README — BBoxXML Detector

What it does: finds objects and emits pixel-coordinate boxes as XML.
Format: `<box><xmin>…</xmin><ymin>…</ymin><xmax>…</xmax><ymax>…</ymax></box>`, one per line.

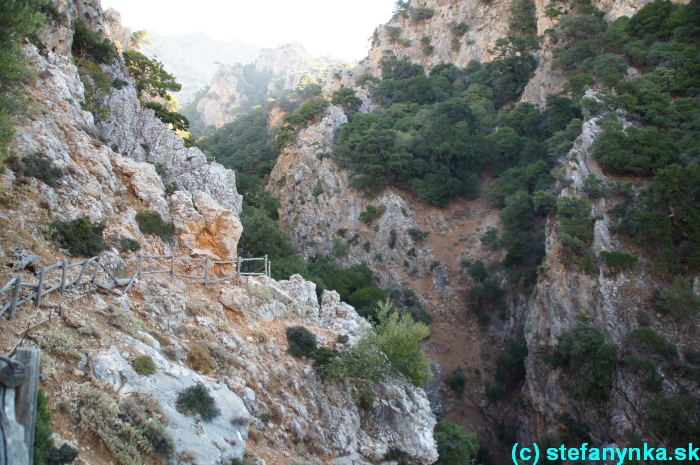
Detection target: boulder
<box><xmin>170</xmin><ymin>190</ymin><xmax>242</xmax><ymax>261</ymax></box>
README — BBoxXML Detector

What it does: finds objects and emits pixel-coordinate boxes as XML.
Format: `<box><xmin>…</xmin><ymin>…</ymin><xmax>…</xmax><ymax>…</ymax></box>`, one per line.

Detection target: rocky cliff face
<box><xmin>197</xmin><ymin>43</ymin><xmax>342</xmax><ymax>129</ymax></box>
<box><xmin>267</xmin><ymin>106</ymin><xmax>435</xmax><ymax>288</ymax></box>
<box><xmin>255</xmin><ymin>42</ymin><xmax>337</xmax><ymax>91</ymax></box>
<box><xmin>3</xmin><ymin>3</ymin><xmax>440</xmax><ymax>463</ymax></box>
<box><xmin>326</xmin><ymin>0</ymin><xmax>666</xmax><ymax>107</ymax></box>
<box><xmin>521</xmin><ymin>101</ymin><xmax>700</xmax><ymax>445</ymax></box>
<box><xmin>196</xmin><ymin>63</ymin><xmax>250</xmax><ymax>128</ymax></box>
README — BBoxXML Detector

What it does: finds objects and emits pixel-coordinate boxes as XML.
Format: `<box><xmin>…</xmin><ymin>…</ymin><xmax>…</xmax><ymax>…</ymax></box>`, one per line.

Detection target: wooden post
<box><xmin>9</xmin><ymin>276</ymin><xmax>21</xmax><ymax>321</ymax></box>
<box><xmin>35</xmin><ymin>267</ymin><xmax>46</xmax><ymax>308</ymax></box>
<box><xmin>91</xmin><ymin>256</ymin><xmax>101</xmax><ymax>284</ymax></box>
<box><xmin>264</xmin><ymin>255</ymin><xmax>268</xmax><ymax>279</ymax></box>
<box><xmin>236</xmin><ymin>256</ymin><xmax>241</xmax><ymax>287</ymax></box>
<box><xmin>74</xmin><ymin>258</ymin><xmax>89</xmax><ymax>289</ymax></box>
<box><xmin>268</xmin><ymin>261</ymin><xmax>271</xmax><ymax>278</ymax></box>
<box><xmin>60</xmin><ymin>259</ymin><xmax>68</xmax><ymax>296</ymax></box>
<box><xmin>171</xmin><ymin>255</ymin><xmax>175</xmax><ymax>281</ymax></box>
<box><xmin>14</xmin><ymin>348</ymin><xmax>40</xmax><ymax>465</ymax></box>
<box><xmin>204</xmin><ymin>258</ymin><xmax>209</xmax><ymax>289</ymax></box>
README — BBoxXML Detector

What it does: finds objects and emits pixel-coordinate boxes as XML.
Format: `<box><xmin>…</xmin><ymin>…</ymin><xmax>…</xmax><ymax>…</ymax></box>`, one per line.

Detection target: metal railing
<box><xmin>0</xmin><ymin>253</ymin><xmax>271</xmax><ymax>320</ymax></box>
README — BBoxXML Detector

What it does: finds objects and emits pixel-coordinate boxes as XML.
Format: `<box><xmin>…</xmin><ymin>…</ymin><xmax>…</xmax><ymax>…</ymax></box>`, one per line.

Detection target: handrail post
<box><xmin>204</xmin><ymin>257</ymin><xmax>209</xmax><ymax>289</ymax></box>
<box><xmin>171</xmin><ymin>255</ymin><xmax>175</xmax><ymax>280</ymax></box>
<box><xmin>268</xmin><ymin>261</ymin><xmax>271</xmax><ymax>278</ymax></box>
<box><xmin>74</xmin><ymin>258</ymin><xmax>89</xmax><ymax>289</ymax></box>
<box><xmin>236</xmin><ymin>256</ymin><xmax>241</xmax><ymax>287</ymax></box>
<box><xmin>91</xmin><ymin>255</ymin><xmax>101</xmax><ymax>284</ymax></box>
<box><xmin>10</xmin><ymin>276</ymin><xmax>21</xmax><ymax>320</ymax></box>
<box><xmin>60</xmin><ymin>259</ymin><xmax>68</xmax><ymax>296</ymax></box>
<box><xmin>36</xmin><ymin>266</ymin><xmax>46</xmax><ymax>308</ymax></box>
<box><xmin>138</xmin><ymin>254</ymin><xmax>143</xmax><ymax>278</ymax></box>
<box><xmin>264</xmin><ymin>255</ymin><xmax>268</xmax><ymax>279</ymax></box>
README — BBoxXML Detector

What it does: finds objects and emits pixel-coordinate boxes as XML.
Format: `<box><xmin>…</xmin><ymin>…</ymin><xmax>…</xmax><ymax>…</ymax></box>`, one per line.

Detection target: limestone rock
<box><xmin>267</xmin><ymin>106</ymin><xmax>434</xmax><ymax>287</ymax></box>
<box><xmin>196</xmin><ymin>63</ymin><xmax>248</xmax><ymax>128</ymax></box>
<box><xmin>91</xmin><ymin>339</ymin><xmax>250</xmax><ymax>463</ymax></box>
<box><xmin>219</xmin><ymin>287</ymin><xmax>250</xmax><ymax>312</ymax></box>
<box><xmin>170</xmin><ymin>191</ymin><xmax>242</xmax><ymax>260</ymax></box>
<box><xmin>113</xmin><ymin>156</ymin><xmax>170</xmax><ymax>221</ymax></box>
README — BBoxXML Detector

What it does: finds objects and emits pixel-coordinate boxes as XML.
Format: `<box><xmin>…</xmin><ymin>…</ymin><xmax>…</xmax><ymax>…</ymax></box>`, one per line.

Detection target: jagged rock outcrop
<box><xmin>170</xmin><ymin>190</ymin><xmax>243</xmax><ymax>260</ymax></box>
<box><xmin>255</xmin><ymin>42</ymin><xmax>335</xmax><ymax>90</ymax></box>
<box><xmin>197</xmin><ymin>43</ymin><xmax>341</xmax><ymax>129</ymax></box>
<box><xmin>97</xmin><ymin>65</ymin><xmax>243</xmax><ymax>215</ymax></box>
<box><xmin>267</xmin><ymin>106</ymin><xmax>434</xmax><ymax>287</ymax></box>
<box><xmin>196</xmin><ymin>63</ymin><xmax>249</xmax><ymax>128</ymax></box>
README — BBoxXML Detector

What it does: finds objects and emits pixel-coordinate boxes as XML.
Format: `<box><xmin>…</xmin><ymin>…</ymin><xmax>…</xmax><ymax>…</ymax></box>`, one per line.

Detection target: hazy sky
<box><xmin>101</xmin><ymin>0</ymin><xmax>397</xmax><ymax>60</ymax></box>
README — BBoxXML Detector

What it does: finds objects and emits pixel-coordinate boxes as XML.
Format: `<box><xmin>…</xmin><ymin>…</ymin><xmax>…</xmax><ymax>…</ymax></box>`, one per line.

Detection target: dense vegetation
<box><xmin>546</xmin><ymin>321</ymin><xmax>619</xmax><ymax>403</ymax></box>
<box><xmin>0</xmin><ymin>0</ymin><xmax>56</xmax><ymax>158</ymax></box>
<box><xmin>549</xmin><ymin>0</ymin><xmax>700</xmax><ymax>272</ymax></box>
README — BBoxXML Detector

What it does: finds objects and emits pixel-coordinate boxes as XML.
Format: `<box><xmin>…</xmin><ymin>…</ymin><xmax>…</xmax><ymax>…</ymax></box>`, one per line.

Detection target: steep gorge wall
<box><xmin>267</xmin><ymin>106</ymin><xmax>435</xmax><ymax>288</ymax></box>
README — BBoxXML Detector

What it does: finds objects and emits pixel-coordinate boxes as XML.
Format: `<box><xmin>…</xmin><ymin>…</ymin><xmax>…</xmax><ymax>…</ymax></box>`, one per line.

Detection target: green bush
<box><xmin>684</xmin><ymin>350</ymin><xmax>700</xmax><ymax>365</ymax></box>
<box><xmin>411</xmin><ymin>6</ymin><xmax>436</xmax><ymax>23</ymax></box>
<box><xmin>143</xmin><ymin>102</ymin><xmax>189</xmax><ymax>131</ymax></box>
<box><xmin>119</xmin><ymin>238</ymin><xmax>141</xmax><ymax>252</ymax></box>
<box><xmin>75</xmin><ymin>57</ymin><xmax>111</xmax><ymax>123</ymax></box>
<box><xmin>373</xmin><ymin>300</ymin><xmax>432</xmax><ymax>387</ymax></box>
<box><xmin>480</xmin><ymin>228</ymin><xmax>500</xmax><ymax>248</ymax></box>
<box><xmin>433</xmin><ymin>421</ymin><xmax>479</xmax><ymax>465</ymax></box>
<box><xmin>407</xmin><ymin>228</ymin><xmax>429</xmax><ymax>242</ymax></box>
<box><xmin>14</xmin><ymin>153</ymin><xmax>64</xmax><ymax>187</ymax></box>
<box><xmin>487</xmin><ymin>331</ymin><xmax>528</xmax><ymax>400</ymax></box>
<box><xmin>484</xmin><ymin>382</ymin><xmax>506</xmax><ymax>401</ymax></box>
<box><xmin>132</xmin><ymin>355</ymin><xmax>157</xmax><ymax>376</ymax></box>
<box><xmin>359</xmin><ymin>205</ymin><xmax>381</xmax><ymax>224</ymax></box>
<box><xmin>332</xmin><ymin>237</ymin><xmax>349</xmax><ymax>257</ymax></box>
<box><xmin>452</xmin><ymin>21</ymin><xmax>469</xmax><ymax>36</ymax></box>
<box><xmin>139</xmin><ymin>420</ymin><xmax>175</xmax><ymax>459</ymax></box>
<box><xmin>286</xmin><ymin>326</ymin><xmax>318</xmax><ymax>357</ymax></box>
<box><xmin>637</xmin><ymin>311</ymin><xmax>652</xmax><ymax>327</ymax></box>
<box><xmin>644</xmin><ymin>394</ymin><xmax>700</xmax><ymax>447</ymax></box>
<box><xmin>468</xmin><ymin>280</ymin><xmax>504</xmax><ymax>325</ymax></box>
<box><xmin>35</xmin><ymin>389</ymin><xmax>79</xmax><ymax>465</ymax></box>
<box><xmin>72</xmin><ymin>19</ymin><xmax>117</xmax><ymax>64</ymax></box>
<box><xmin>547</xmin><ymin>323</ymin><xmax>618</xmax><ymax>402</ymax></box>
<box><xmin>176</xmin><ymin>383</ymin><xmax>220</xmax><ymax>422</ymax></box>
<box><xmin>0</xmin><ymin>0</ymin><xmax>48</xmax><ymax>156</ymax></box>
<box><xmin>600</xmin><ymin>251</ymin><xmax>638</xmax><ymax>273</ymax></box>
<box><xmin>135</xmin><ymin>210</ymin><xmax>173</xmax><ymax>238</ymax></box>
<box><xmin>331</xmin><ymin>87</ymin><xmax>363</xmax><ymax>116</ymax></box>
<box><xmin>582</xmin><ymin>174</ymin><xmax>607</xmax><ymax>197</ymax></box>
<box><xmin>446</xmin><ymin>367</ymin><xmax>466</xmax><ymax>391</ymax></box>
<box><xmin>384</xmin><ymin>448</ymin><xmax>416</xmax><ymax>465</ymax></box>
<box><xmin>630</xmin><ymin>328</ymin><xmax>667</xmax><ymax>352</ymax></box>
<box><xmin>295</xmin><ymin>97</ymin><xmax>330</xmax><ymax>122</ymax></box>
<box><xmin>655</xmin><ymin>277</ymin><xmax>700</xmax><ymax>318</ymax></box>
<box><xmin>49</xmin><ymin>217</ymin><xmax>107</xmax><ymax>257</ymax></box>
<box><xmin>47</xmin><ymin>445</ymin><xmax>79</xmax><ymax>465</ymax></box>
<box><xmin>556</xmin><ymin>197</ymin><xmax>593</xmax><ymax>258</ymax></box>
<box><xmin>469</xmin><ymin>260</ymin><xmax>489</xmax><ymax>281</ymax></box>
<box><xmin>123</xmin><ymin>50</ymin><xmax>181</xmax><ymax>99</ymax></box>
<box><xmin>349</xmin><ymin>287</ymin><xmax>386</xmax><ymax>319</ymax></box>
<box><xmin>34</xmin><ymin>388</ymin><xmax>54</xmax><ymax>465</ymax></box>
